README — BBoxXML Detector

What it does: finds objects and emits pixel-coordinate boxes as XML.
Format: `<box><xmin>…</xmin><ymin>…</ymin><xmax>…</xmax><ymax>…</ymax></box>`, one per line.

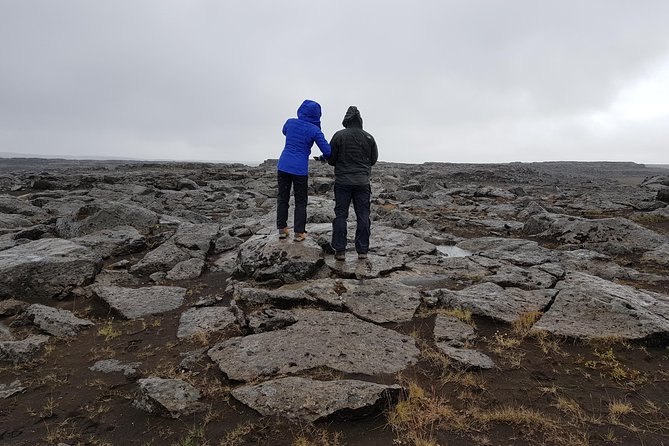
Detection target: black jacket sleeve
<box><xmin>327</xmin><ymin>134</ymin><xmax>339</xmax><ymax>166</ymax></box>
<box><xmin>370</xmin><ymin>136</ymin><xmax>378</xmax><ymax>166</ymax></box>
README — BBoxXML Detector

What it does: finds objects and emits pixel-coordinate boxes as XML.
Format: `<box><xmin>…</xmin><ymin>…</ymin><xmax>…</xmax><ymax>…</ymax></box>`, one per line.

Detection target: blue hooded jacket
<box><xmin>277</xmin><ymin>100</ymin><xmax>331</xmax><ymax>176</ymax></box>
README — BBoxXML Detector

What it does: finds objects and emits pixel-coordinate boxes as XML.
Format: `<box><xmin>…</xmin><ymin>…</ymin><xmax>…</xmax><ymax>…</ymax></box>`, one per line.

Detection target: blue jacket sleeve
<box><xmin>313</xmin><ymin>129</ymin><xmax>331</xmax><ymax>158</ymax></box>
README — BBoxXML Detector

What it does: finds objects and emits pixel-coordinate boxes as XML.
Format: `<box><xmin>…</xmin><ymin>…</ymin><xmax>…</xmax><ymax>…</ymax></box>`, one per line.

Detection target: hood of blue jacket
<box><xmin>297</xmin><ymin>100</ymin><xmax>322</xmax><ymax>128</ymax></box>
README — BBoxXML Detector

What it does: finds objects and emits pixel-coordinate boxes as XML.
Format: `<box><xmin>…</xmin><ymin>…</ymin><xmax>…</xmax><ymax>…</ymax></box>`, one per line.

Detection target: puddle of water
<box><xmin>437</xmin><ymin>245</ymin><xmax>472</xmax><ymax>257</ymax></box>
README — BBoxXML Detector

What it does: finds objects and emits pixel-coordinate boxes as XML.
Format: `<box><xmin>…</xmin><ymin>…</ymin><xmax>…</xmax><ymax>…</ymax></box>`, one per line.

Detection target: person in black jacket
<box><xmin>327</xmin><ymin>106</ymin><xmax>378</xmax><ymax>260</ymax></box>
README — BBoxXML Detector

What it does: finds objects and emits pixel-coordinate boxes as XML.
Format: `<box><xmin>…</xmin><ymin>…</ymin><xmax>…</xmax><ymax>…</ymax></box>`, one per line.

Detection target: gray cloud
<box><xmin>1</xmin><ymin>0</ymin><xmax>668</xmax><ymax>163</ymax></box>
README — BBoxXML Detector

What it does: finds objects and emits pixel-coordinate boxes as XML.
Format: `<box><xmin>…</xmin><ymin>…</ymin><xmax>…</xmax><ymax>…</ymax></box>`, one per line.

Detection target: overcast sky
<box><xmin>1</xmin><ymin>1</ymin><xmax>669</xmax><ymax>164</ymax></box>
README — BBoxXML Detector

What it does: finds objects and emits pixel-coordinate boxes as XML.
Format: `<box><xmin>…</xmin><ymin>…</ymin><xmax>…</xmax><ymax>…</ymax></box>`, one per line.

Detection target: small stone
<box><xmin>133</xmin><ymin>377</ymin><xmax>204</xmax><ymax>419</ymax></box>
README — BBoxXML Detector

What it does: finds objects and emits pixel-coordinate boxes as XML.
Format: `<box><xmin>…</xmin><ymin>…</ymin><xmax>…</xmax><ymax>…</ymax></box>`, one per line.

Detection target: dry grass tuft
<box><xmin>608</xmin><ymin>400</ymin><xmax>634</xmax><ymax>422</ymax></box>
<box><xmin>512</xmin><ymin>311</ymin><xmax>543</xmax><ymax>337</ymax></box>
<box><xmin>97</xmin><ymin>321</ymin><xmax>121</xmax><ymax>341</ymax></box>
<box><xmin>388</xmin><ymin>380</ymin><xmax>469</xmax><ymax>445</ymax></box>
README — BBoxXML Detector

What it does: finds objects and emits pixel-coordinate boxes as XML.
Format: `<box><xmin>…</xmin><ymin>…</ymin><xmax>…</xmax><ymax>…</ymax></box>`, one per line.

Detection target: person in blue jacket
<box><xmin>276</xmin><ymin>99</ymin><xmax>331</xmax><ymax>241</ymax></box>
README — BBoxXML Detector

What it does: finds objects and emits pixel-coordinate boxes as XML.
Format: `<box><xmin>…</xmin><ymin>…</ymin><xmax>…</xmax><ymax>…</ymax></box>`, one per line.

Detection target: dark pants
<box><xmin>276</xmin><ymin>170</ymin><xmax>308</xmax><ymax>233</ymax></box>
<box><xmin>332</xmin><ymin>183</ymin><xmax>371</xmax><ymax>254</ymax></box>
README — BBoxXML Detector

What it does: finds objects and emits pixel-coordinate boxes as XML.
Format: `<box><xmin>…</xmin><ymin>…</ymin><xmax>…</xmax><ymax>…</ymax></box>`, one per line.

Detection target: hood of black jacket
<box><xmin>342</xmin><ymin>106</ymin><xmax>363</xmax><ymax>129</ymax></box>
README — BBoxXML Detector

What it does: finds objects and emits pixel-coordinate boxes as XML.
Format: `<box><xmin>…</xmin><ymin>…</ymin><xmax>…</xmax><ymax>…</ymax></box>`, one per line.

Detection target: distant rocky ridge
<box><xmin>1</xmin><ymin>157</ymin><xmax>668</xmax><ymax>425</ymax></box>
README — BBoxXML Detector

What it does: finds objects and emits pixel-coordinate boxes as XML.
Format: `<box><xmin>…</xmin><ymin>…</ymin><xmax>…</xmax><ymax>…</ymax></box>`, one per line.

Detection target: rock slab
<box><xmin>231</xmin><ymin>376</ymin><xmax>402</xmax><ymax>422</ymax></box>
<box><xmin>133</xmin><ymin>377</ymin><xmax>204</xmax><ymax>418</ymax></box>
<box><xmin>26</xmin><ymin>304</ymin><xmax>94</xmax><ymax>337</ymax></box>
<box><xmin>534</xmin><ymin>272</ymin><xmax>669</xmax><ymax>342</ymax></box>
<box><xmin>94</xmin><ymin>285</ymin><xmax>186</xmax><ymax>319</ymax></box>
<box><xmin>0</xmin><ymin>239</ymin><xmax>101</xmax><ymax>299</ymax></box>
<box><xmin>208</xmin><ymin>309</ymin><xmax>420</xmax><ymax>381</ymax></box>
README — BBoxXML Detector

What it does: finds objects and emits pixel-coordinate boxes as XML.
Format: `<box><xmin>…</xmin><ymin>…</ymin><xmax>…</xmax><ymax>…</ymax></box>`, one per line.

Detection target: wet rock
<box><xmin>0</xmin><ymin>335</ymin><xmax>50</xmax><ymax>364</ymax></box>
<box><xmin>0</xmin><ymin>239</ymin><xmax>101</xmax><ymax>299</ymax></box>
<box><xmin>533</xmin><ymin>272</ymin><xmax>669</xmax><ymax>342</ymax></box>
<box><xmin>94</xmin><ymin>285</ymin><xmax>186</xmax><ymax>319</ymax></box>
<box><xmin>0</xmin><ymin>380</ymin><xmax>26</xmax><ymax>398</ymax></box>
<box><xmin>71</xmin><ymin>226</ymin><xmax>145</xmax><ymax>259</ymax></box>
<box><xmin>26</xmin><ymin>304</ymin><xmax>94</xmax><ymax>337</ymax></box>
<box><xmin>523</xmin><ymin>213</ymin><xmax>666</xmax><ymax>255</ymax></box>
<box><xmin>208</xmin><ymin>309</ymin><xmax>420</xmax><ymax>381</ymax></box>
<box><xmin>236</xmin><ymin>234</ymin><xmax>324</xmax><ymax>283</ymax></box>
<box><xmin>56</xmin><ymin>201</ymin><xmax>159</xmax><ymax>238</ymax></box>
<box><xmin>231</xmin><ymin>377</ymin><xmax>402</xmax><ymax>422</ymax></box>
<box><xmin>90</xmin><ymin>359</ymin><xmax>141</xmax><ymax>378</ymax></box>
<box><xmin>133</xmin><ymin>377</ymin><xmax>204</xmax><ymax>418</ymax></box>
<box><xmin>0</xmin><ymin>299</ymin><xmax>29</xmax><ymax>316</ymax></box>
<box><xmin>176</xmin><ymin>306</ymin><xmax>237</xmax><ymax>338</ymax></box>
<box><xmin>428</xmin><ymin>283</ymin><xmax>557</xmax><ymax>324</ymax></box>
<box><xmin>436</xmin><ymin>344</ymin><xmax>495</xmax><ymax>370</ymax></box>
<box><xmin>165</xmin><ymin>258</ymin><xmax>205</xmax><ymax>281</ymax></box>
<box><xmin>433</xmin><ymin>315</ymin><xmax>476</xmax><ymax>347</ymax></box>
<box><xmin>247</xmin><ymin>309</ymin><xmax>298</xmax><ymax>333</ymax></box>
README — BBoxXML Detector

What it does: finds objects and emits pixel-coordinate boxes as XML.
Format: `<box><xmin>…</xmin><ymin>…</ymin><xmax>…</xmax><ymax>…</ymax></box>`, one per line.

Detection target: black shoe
<box><xmin>322</xmin><ymin>243</ymin><xmax>336</xmax><ymax>255</ymax></box>
<box><xmin>335</xmin><ymin>251</ymin><xmax>346</xmax><ymax>261</ymax></box>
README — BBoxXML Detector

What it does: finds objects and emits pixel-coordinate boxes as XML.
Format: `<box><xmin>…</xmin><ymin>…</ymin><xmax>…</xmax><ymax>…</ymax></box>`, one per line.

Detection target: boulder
<box><xmin>208</xmin><ymin>309</ymin><xmax>420</xmax><ymax>381</ymax></box>
<box><xmin>0</xmin><ymin>239</ymin><xmax>101</xmax><ymax>299</ymax></box>
<box><xmin>428</xmin><ymin>283</ymin><xmax>557</xmax><ymax>324</ymax></box>
<box><xmin>0</xmin><ymin>196</ymin><xmax>48</xmax><ymax>220</ymax></box>
<box><xmin>56</xmin><ymin>201</ymin><xmax>159</xmax><ymax>238</ymax></box>
<box><xmin>0</xmin><ymin>213</ymin><xmax>33</xmax><ymax>231</ymax></box>
<box><xmin>533</xmin><ymin>272</ymin><xmax>669</xmax><ymax>342</ymax></box>
<box><xmin>130</xmin><ymin>241</ymin><xmax>192</xmax><ymax>275</ymax></box>
<box><xmin>165</xmin><ymin>258</ymin><xmax>205</xmax><ymax>281</ymax></box>
<box><xmin>0</xmin><ymin>335</ymin><xmax>49</xmax><ymax>364</ymax></box>
<box><xmin>94</xmin><ymin>285</ymin><xmax>186</xmax><ymax>319</ymax></box>
<box><xmin>26</xmin><ymin>304</ymin><xmax>94</xmax><ymax>337</ymax></box>
<box><xmin>132</xmin><ymin>377</ymin><xmax>204</xmax><ymax>418</ymax></box>
<box><xmin>523</xmin><ymin>213</ymin><xmax>666</xmax><ymax>255</ymax></box>
<box><xmin>176</xmin><ymin>306</ymin><xmax>237</xmax><ymax>338</ymax></box>
<box><xmin>231</xmin><ymin>377</ymin><xmax>402</xmax><ymax>422</ymax></box>
<box><xmin>236</xmin><ymin>234</ymin><xmax>324</xmax><ymax>283</ymax></box>
<box><xmin>173</xmin><ymin>223</ymin><xmax>219</xmax><ymax>256</ymax></box>
<box><xmin>71</xmin><ymin>226</ymin><xmax>145</xmax><ymax>259</ymax></box>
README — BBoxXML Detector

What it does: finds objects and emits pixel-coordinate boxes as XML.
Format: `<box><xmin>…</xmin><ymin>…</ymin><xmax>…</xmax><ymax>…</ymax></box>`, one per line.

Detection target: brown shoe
<box><xmin>278</xmin><ymin>228</ymin><xmax>290</xmax><ymax>239</ymax></box>
<box><xmin>293</xmin><ymin>232</ymin><xmax>306</xmax><ymax>242</ymax></box>
<box><xmin>335</xmin><ymin>251</ymin><xmax>346</xmax><ymax>261</ymax></box>
<box><xmin>357</xmin><ymin>252</ymin><xmax>368</xmax><ymax>260</ymax></box>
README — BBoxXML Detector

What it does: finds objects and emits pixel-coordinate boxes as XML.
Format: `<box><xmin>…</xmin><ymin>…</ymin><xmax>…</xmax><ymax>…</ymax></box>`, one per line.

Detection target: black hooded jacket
<box><xmin>327</xmin><ymin>106</ymin><xmax>378</xmax><ymax>186</ymax></box>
